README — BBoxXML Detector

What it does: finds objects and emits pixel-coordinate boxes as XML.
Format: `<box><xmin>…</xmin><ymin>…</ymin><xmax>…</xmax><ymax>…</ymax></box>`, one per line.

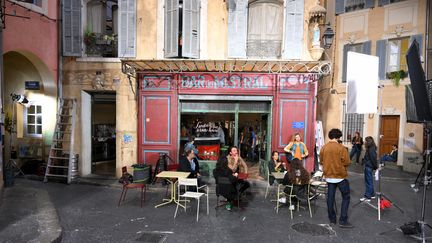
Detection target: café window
<box><xmin>25</xmin><ymin>105</ymin><xmax>43</xmax><ymax>137</ymax></box>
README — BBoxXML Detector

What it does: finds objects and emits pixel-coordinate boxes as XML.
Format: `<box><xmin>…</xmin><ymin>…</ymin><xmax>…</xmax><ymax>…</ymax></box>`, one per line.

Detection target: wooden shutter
<box><xmin>378</xmin><ymin>0</ymin><xmax>390</xmax><ymax>6</ymax></box>
<box><xmin>182</xmin><ymin>0</ymin><xmax>200</xmax><ymax>59</ymax></box>
<box><xmin>227</xmin><ymin>0</ymin><xmax>248</xmax><ymax>58</ymax></box>
<box><xmin>410</xmin><ymin>34</ymin><xmax>423</xmax><ymax>56</ymax></box>
<box><xmin>62</xmin><ymin>0</ymin><xmax>81</xmax><ymax>56</ymax></box>
<box><xmin>164</xmin><ymin>0</ymin><xmax>179</xmax><ymax>58</ymax></box>
<box><xmin>362</xmin><ymin>41</ymin><xmax>371</xmax><ymax>55</ymax></box>
<box><xmin>118</xmin><ymin>0</ymin><xmax>136</xmax><ymax>57</ymax></box>
<box><xmin>342</xmin><ymin>44</ymin><xmax>349</xmax><ymax>83</ymax></box>
<box><xmin>282</xmin><ymin>0</ymin><xmax>304</xmax><ymax>59</ymax></box>
<box><xmin>376</xmin><ymin>39</ymin><xmax>388</xmax><ymax>80</ymax></box>
<box><xmin>364</xmin><ymin>0</ymin><xmax>374</xmax><ymax>9</ymax></box>
<box><xmin>335</xmin><ymin>0</ymin><xmax>345</xmax><ymax>15</ymax></box>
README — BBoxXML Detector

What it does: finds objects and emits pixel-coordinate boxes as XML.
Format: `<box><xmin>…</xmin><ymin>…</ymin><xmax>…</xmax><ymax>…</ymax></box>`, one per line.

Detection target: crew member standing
<box><xmin>320</xmin><ymin>128</ymin><xmax>353</xmax><ymax>228</ymax></box>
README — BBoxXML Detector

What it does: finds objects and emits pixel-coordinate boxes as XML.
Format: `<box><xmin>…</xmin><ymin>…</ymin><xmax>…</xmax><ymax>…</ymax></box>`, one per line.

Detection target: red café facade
<box><xmin>121</xmin><ymin>60</ymin><xmax>328</xmax><ymax>173</ymax></box>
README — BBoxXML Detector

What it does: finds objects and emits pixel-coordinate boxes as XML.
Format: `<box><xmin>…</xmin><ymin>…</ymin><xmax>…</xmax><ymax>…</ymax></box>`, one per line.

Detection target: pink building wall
<box><xmin>3</xmin><ymin>1</ymin><xmax>59</xmax><ymax>81</ymax></box>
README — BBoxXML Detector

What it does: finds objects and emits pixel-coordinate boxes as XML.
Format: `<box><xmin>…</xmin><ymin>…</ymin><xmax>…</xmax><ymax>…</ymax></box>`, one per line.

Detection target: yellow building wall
<box><xmin>320</xmin><ymin>0</ymin><xmax>426</xmax><ymax>172</ymax></box>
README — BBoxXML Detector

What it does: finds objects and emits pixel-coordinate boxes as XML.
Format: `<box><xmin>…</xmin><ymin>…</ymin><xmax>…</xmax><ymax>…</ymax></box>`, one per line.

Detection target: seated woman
<box><xmin>268</xmin><ymin>151</ymin><xmax>286</xmax><ymax>185</ymax></box>
<box><xmin>380</xmin><ymin>144</ymin><xmax>398</xmax><ymax>164</ymax></box>
<box><xmin>280</xmin><ymin>158</ymin><xmax>310</xmax><ymax>203</ymax></box>
<box><xmin>213</xmin><ymin>156</ymin><xmax>238</xmax><ymax>211</ymax></box>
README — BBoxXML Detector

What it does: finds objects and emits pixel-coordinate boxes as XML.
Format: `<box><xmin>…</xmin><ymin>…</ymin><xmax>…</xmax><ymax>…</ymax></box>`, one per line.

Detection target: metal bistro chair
<box><xmin>174</xmin><ymin>178</ymin><xmax>209</xmax><ymax>222</ymax></box>
<box><xmin>276</xmin><ymin>183</ymin><xmax>312</xmax><ymax>219</ymax></box>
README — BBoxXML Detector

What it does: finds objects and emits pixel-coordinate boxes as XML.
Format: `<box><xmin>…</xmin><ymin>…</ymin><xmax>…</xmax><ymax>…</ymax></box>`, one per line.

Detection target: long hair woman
<box><xmin>361</xmin><ymin>136</ymin><xmax>378</xmax><ymax>202</ymax></box>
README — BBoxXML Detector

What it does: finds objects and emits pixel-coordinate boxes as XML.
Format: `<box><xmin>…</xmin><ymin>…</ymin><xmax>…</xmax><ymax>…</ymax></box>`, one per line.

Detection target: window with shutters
<box><xmin>25</xmin><ymin>105</ymin><xmax>43</xmax><ymax>138</ymax></box>
<box><xmin>336</xmin><ymin>0</ymin><xmax>374</xmax><ymax>15</ymax></box>
<box><xmin>84</xmin><ymin>0</ymin><xmax>119</xmax><ymax>57</ymax></box>
<box><xmin>12</xmin><ymin>0</ymin><xmax>46</xmax><ymax>15</ymax></box>
<box><xmin>164</xmin><ymin>0</ymin><xmax>200</xmax><ymax>59</ymax></box>
<box><xmin>246</xmin><ymin>0</ymin><xmax>283</xmax><ymax>58</ymax></box>
<box><xmin>387</xmin><ymin>37</ymin><xmax>409</xmax><ymax>72</ymax></box>
<box><xmin>342</xmin><ymin>100</ymin><xmax>364</xmax><ymax>143</ymax></box>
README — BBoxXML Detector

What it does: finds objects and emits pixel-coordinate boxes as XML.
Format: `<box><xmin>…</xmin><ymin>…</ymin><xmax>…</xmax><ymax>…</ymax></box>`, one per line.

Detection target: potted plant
<box><xmin>386</xmin><ymin>70</ymin><xmax>408</xmax><ymax>87</ymax></box>
<box><xmin>84</xmin><ymin>28</ymin><xmax>96</xmax><ymax>46</ymax></box>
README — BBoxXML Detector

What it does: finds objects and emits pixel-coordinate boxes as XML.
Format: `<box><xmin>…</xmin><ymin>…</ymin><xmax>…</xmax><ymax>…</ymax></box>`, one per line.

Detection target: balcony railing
<box><xmin>85</xmin><ymin>33</ymin><xmax>118</xmax><ymax>58</ymax></box>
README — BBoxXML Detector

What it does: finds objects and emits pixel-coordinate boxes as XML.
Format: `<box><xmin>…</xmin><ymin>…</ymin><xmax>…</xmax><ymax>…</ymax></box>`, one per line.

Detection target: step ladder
<box><xmin>44</xmin><ymin>98</ymin><xmax>77</xmax><ymax>184</ymax></box>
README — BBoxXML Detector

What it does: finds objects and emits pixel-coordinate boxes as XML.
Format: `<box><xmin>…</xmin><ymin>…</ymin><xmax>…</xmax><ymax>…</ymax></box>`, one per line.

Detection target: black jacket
<box><xmin>213</xmin><ymin>167</ymin><xmax>238</xmax><ymax>201</ymax></box>
<box><xmin>268</xmin><ymin>159</ymin><xmax>286</xmax><ymax>185</ymax></box>
<box><xmin>178</xmin><ymin>156</ymin><xmax>200</xmax><ymax>178</ymax></box>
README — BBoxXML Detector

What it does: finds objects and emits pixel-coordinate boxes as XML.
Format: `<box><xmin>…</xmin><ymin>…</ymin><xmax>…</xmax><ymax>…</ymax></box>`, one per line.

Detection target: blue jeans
<box><xmin>364</xmin><ymin>166</ymin><xmax>375</xmax><ymax>198</ymax></box>
<box><xmin>380</xmin><ymin>155</ymin><xmax>395</xmax><ymax>163</ymax></box>
<box><xmin>327</xmin><ymin>179</ymin><xmax>351</xmax><ymax>224</ymax></box>
<box><xmin>350</xmin><ymin>146</ymin><xmax>361</xmax><ymax>163</ymax></box>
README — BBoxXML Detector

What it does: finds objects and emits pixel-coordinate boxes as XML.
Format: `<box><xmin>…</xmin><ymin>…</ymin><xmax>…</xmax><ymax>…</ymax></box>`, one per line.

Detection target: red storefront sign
<box><xmin>139</xmin><ymin>72</ymin><xmax>318</xmax><ymax>172</ymax></box>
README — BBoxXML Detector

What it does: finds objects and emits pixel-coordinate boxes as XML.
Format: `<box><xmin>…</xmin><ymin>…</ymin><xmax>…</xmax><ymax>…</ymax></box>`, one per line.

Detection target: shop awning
<box><xmin>121</xmin><ymin>59</ymin><xmax>331</xmax><ymax>78</ymax></box>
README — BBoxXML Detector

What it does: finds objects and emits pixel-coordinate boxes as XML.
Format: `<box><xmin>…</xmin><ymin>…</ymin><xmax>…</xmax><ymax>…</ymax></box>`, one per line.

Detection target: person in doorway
<box><xmin>268</xmin><ymin>151</ymin><xmax>286</xmax><ymax>185</ymax></box>
<box><xmin>217</xmin><ymin>122</ymin><xmax>225</xmax><ymax>146</ymax></box>
<box><xmin>247</xmin><ymin>127</ymin><xmax>257</xmax><ymax>162</ymax></box>
<box><xmin>178</xmin><ymin>148</ymin><xmax>203</xmax><ymax>186</ymax></box>
<box><xmin>284</xmin><ymin>133</ymin><xmax>308</xmax><ymax>165</ymax></box>
<box><xmin>320</xmin><ymin>128</ymin><xmax>353</xmax><ymax>228</ymax></box>
<box><xmin>380</xmin><ymin>144</ymin><xmax>398</xmax><ymax>164</ymax></box>
<box><xmin>213</xmin><ymin>156</ymin><xmax>238</xmax><ymax>211</ymax></box>
<box><xmin>240</xmin><ymin>127</ymin><xmax>249</xmax><ymax>158</ymax></box>
<box><xmin>350</xmin><ymin>132</ymin><xmax>363</xmax><ymax>164</ymax></box>
<box><xmin>360</xmin><ymin>136</ymin><xmax>378</xmax><ymax>202</ymax></box>
<box><xmin>227</xmin><ymin>146</ymin><xmax>250</xmax><ymax>195</ymax></box>
<box><xmin>184</xmin><ymin>135</ymin><xmax>199</xmax><ymax>158</ymax></box>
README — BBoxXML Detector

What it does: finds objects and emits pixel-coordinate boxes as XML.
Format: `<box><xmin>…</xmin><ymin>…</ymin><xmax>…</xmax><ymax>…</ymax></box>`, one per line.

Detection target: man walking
<box><xmin>320</xmin><ymin>128</ymin><xmax>353</xmax><ymax>228</ymax></box>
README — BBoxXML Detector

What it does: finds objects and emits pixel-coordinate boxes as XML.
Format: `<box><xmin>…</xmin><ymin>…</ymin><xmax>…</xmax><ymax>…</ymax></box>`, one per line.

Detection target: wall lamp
<box><xmin>322</xmin><ymin>24</ymin><xmax>335</xmax><ymax>49</ymax></box>
<box><xmin>10</xmin><ymin>93</ymin><xmax>29</xmax><ymax>106</ymax></box>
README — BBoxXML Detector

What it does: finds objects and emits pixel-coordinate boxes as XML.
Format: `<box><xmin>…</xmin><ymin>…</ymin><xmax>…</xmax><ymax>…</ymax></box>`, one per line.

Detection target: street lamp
<box><xmin>322</xmin><ymin>25</ymin><xmax>335</xmax><ymax>49</ymax></box>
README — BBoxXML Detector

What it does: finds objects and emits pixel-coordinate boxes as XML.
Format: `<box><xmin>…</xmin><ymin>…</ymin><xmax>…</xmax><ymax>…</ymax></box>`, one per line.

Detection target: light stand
<box><xmin>5</xmin><ymin>100</ymin><xmax>24</xmax><ymax>177</ymax></box>
<box><xmin>353</xmin><ymin>84</ymin><xmax>403</xmax><ymax>219</ymax></box>
<box><xmin>409</xmin><ymin>125</ymin><xmax>432</xmax><ymax>242</ymax></box>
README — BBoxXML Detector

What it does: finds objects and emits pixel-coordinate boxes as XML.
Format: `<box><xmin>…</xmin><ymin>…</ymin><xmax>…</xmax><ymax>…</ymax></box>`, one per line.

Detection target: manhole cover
<box><xmin>292</xmin><ymin>222</ymin><xmax>335</xmax><ymax>236</ymax></box>
<box><xmin>136</xmin><ymin>232</ymin><xmax>167</xmax><ymax>243</ymax></box>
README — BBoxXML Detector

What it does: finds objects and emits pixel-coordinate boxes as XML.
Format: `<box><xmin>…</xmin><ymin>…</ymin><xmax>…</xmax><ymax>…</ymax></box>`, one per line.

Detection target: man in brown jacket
<box><xmin>320</xmin><ymin>128</ymin><xmax>353</xmax><ymax>228</ymax></box>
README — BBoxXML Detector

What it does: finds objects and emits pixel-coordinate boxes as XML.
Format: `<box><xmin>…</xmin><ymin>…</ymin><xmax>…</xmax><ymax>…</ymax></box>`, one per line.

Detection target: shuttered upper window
<box><xmin>246</xmin><ymin>0</ymin><xmax>283</xmax><ymax>58</ymax></box>
<box><xmin>227</xmin><ymin>0</ymin><xmax>304</xmax><ymax>60</ymax></box>
<box><xmin>164</xmin><ymin>0</ymin><xmax>200</xmax><ymax>59</ymax></box>
<box><xmin>335</xmin><ymin>0</ymin><xmax>374</xmax><ymax>15</ymax></box>
<box><xmin>387</xmin><ymin>37</ymin><xmax>409</xmax><ymax>72</ymax></box>
<box><xmin>62</xmin><ymin>0</ymin><xmax>136</xmax><ymax>58</ymax></box>
<box><xmin>341</xmin><ymin>41</ymin><xmax>371</xmax><ymax>83</ymax></box>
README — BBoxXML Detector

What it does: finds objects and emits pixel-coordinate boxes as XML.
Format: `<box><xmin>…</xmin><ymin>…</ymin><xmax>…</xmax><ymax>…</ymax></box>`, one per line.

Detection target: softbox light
<box><xmin>405</xmin><ymin>40</ymin><xmax>432</xmax><ymax>123</ymax></box>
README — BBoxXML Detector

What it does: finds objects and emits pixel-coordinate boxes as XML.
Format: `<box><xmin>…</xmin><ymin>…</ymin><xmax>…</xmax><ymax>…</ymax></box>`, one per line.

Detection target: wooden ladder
<box><xmin>44</xmin><ymin>98</ymin><xmax>77</xmax><ymax>184</ymax></box>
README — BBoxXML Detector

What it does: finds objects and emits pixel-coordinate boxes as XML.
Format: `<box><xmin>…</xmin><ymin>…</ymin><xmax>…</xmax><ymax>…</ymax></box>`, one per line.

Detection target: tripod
<box><xmin>409</xmin><ymin>126</ymin><xmax>432</xmax><ymax>242</ymax></box>
<box><xmin>411</xmin><ymin>154</ymin><xmax>432</xmax><ymax>192</ymax></box>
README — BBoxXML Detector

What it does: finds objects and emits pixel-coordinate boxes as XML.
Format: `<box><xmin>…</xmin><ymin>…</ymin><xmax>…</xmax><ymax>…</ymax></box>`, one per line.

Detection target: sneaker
<box><xmin>360</xmin><ymin>197</ymin><xmax>371</xmax><ymax>202</ymax></box>
<box><xmin>289</xmin><ymin>205</ymin><xmax>295</xmax><ymax>210</ymax></box>
<box><xmin>339</xmin><ymin>222</ymin><xmax>354</xmax><ymax>228</ymax></box>
<box><xmin>329</xmin><ymin>221</ymin><xmax>337</xmax><ymax>226</ymax></box>
<box><xmin>371</xmin><ymin>195</ymin><xmax>376</xmax><ymax>199</ymax></box>
<box><xmin>278</xmin><ymin>197</ymin><xmax>287</xmax><ymax>204</ymax></box>
<box><xmin>225</xmin><ymin>203</ymin><xmax>232</xmax><ymax>211</ymax></box>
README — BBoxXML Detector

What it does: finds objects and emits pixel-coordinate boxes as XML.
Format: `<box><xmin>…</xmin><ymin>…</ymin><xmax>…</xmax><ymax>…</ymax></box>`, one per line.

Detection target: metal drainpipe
<box><xmin>57</xmin><ymin>0</ymin><xmax>62</xmax><ymax>101</ymax></box>
<box><xmin>0</xmin><ymin>2</ymin><xmax>4</xmax><ymax>185</ymax></box>
<box><xmin>426</xmin><ymin>0</ymin><xmax>430</xmax><ymax>79</ymax></box>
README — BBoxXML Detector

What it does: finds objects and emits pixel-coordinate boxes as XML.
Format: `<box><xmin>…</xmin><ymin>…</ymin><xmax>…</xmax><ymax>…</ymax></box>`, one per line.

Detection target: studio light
<box><xmin>10</xmin><ymin>93</ymin><xmax>29</xmax><ymax>105</ymax></box>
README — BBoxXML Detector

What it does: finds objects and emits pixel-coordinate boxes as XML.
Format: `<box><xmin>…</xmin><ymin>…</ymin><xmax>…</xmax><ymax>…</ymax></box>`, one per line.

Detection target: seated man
<box><xmin>380</xmin><ymin>144</ymin><xmax>398</xmax><ymax>164</ymax></box>
<box><xmin>227</xmin><ymin>146</ymin><xmax>250</xmax><ymax>194</ymax></box>
<box><xmin>178</xmin><ymin>148</ymin><xmax>203</xmax><ymax>186</ymax></box>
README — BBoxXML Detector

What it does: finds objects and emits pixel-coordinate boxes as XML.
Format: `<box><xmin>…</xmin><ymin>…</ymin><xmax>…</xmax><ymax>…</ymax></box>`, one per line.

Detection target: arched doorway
<box><xmin>3</xmin><ymin>51</ymin><xmax>57</xmax><ymax>173</ymax></box>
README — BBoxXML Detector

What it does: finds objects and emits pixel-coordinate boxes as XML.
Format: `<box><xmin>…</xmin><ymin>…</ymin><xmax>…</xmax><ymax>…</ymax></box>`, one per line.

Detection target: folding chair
<box><xmin>118</xmin><ymin>166</ymin><xmax>147</xmax><ymax>208</ymax></box>
<box><xmin>276</xmin><ymin>183</ymin><xmax>312</xmax><ymax>219</ymax></box>
<box><xmin>174</xmin><ymin>178</ymin><xmax>209</xmax><ymax>222</ymax></box>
